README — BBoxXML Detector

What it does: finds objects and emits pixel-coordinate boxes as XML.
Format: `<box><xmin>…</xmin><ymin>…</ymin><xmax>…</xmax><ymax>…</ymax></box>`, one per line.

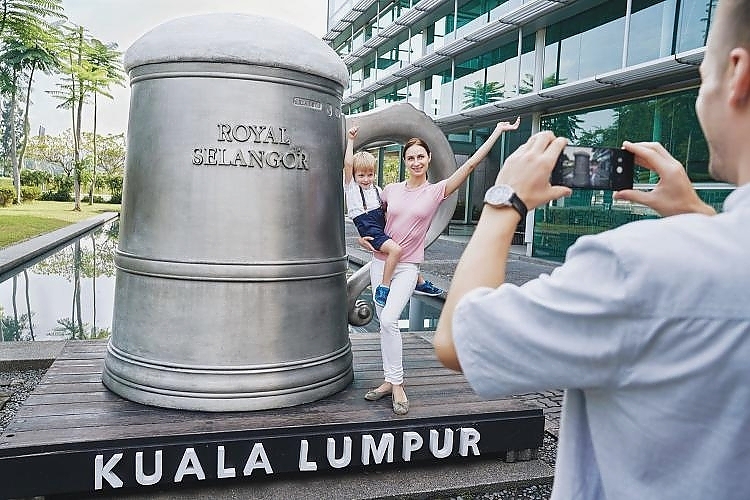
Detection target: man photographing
<box><xmin>434</xmin><ymin>0</ymin><xmax>750</xmax><ymax>498</ymax></box>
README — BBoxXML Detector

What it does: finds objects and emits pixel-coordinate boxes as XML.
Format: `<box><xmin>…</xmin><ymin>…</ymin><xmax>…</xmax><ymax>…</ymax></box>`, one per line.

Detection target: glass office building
<box><xmin>325</xmin><ymin>0</ymin><xmax>730</xmax><ymax>260</ymax></box>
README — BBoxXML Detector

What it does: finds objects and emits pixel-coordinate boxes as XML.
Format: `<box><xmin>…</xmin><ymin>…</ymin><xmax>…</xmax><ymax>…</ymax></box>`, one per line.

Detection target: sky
<box><xmin>31</xmin><ymin>0</ymin><xmax>330</xmax><ymax>137</ymax></box>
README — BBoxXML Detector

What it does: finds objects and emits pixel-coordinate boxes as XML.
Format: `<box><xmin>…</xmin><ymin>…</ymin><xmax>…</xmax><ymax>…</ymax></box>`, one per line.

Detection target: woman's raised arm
<box><xmin>444</xmin><ymin>117</ymin><xmax>520</xmax><ymax>197</ymax></box>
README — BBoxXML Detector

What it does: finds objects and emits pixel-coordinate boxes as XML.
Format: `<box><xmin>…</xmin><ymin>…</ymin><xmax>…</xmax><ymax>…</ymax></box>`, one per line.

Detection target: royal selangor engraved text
<box><xmin>216</xmin><ymin>124</ymin><xmax>290</xmax><ymax>144</ymax></box>
<box><xmin>192</xmin><ymin>148</ymin><xmax>308</xmax><ymax>169</ymax></box>
<box><xmin>191</xmin><ymin>123</ymin><xmax>309</xmax><ymax>169</ymax></box>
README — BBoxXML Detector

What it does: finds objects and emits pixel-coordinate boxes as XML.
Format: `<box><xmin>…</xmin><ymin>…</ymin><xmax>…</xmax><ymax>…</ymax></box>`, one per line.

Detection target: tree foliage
<box><xmin>0</xmin><ymin>0</ymin><xmax>64</xmax><ymax>202</ymax></box>
<box><xmin>462</xmin><ymin>80</ymin><xmax>504</xmax><ymax>110</ymax></box>
<box><xmin>0</xmin><ymin>0</ymin><xmax>64</xmax><ymax>40</ymax></box>
<box><xmin>46</xmin><ymin>23</ymin><xmax>123</xmax><ymax>210</ymax></box>
<box><xmin>25</xmin><ymin>129</ymin><xmax>124</xmax><ymax>198</ymax></box>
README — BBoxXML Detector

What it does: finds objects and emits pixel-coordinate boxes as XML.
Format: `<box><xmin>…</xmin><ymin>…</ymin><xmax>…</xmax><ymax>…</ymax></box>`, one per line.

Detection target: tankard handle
<box><xmin>344</xmin><ymin>103</ymin><xmax>457</xmax><ymax>325</ymax></box>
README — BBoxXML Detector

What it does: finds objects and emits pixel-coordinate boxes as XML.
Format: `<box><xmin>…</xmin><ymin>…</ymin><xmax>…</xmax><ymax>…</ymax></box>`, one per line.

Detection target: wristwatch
<box><xmin>483</xmin><ymin>184</ymin><xmax>528</xmax><ymax>219</ymax></box>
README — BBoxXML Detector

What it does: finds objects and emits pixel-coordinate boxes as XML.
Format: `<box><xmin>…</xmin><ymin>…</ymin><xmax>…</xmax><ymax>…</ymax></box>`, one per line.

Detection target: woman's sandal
<box><xmin>364</xmin><ymin>386</ymin><xmax>392</xmax><ymax>401</ymax></box>
<box><xmin>392</xmin><ymin>393</ymin><xmax>409</xmax><ymax>415</ymax></box>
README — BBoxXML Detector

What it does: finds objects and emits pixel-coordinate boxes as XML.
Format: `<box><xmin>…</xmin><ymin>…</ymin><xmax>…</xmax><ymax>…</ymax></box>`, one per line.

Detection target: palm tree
<box><xmin>11</xmin><ymin>32</ymin><xmax>60</xmax><ymax>202</ymax></box>
<box><xmin>0</xmin><ymin>0</ymin><xmax>64</xmax><ymax>39</ymax></box>
<box><xmin>0</xmin><ymin>40</ymin><xmax>25</xmax><ymax>201</ymax></box>
<box><xmin>48</xmin><ymin>23</ymin><xmax>94</xmax><ymax>210</ymax></box>
<box><xmin>0</xmin><ymin>0</ymin><xmax>63</xmax><ymax>203</ymax></box>
<box><xmin>85</xmin><ymin>38</ymin><xmax>123</xmax><ymax>204</ymax></box>
<box><xmin>23</xmin><ymin>269</ymin><xmax>34</xmax><ymax>340</ymax></box>
<box><xmin>462</xmin><ymin>80</ymin><xmax>504</xmax><ymax>110</ymax></box>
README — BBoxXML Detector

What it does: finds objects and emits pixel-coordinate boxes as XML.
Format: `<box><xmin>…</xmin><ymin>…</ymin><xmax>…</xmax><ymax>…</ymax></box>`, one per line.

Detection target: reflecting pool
<box><xmin>0</xmin><ymin>221</ymin><xmax>119</xmax><ymax>341</ymax></box>
<box><xmin>0</xmin><ymin>220</ymin><xmax>442</xmax><ymax>341</ymax></box>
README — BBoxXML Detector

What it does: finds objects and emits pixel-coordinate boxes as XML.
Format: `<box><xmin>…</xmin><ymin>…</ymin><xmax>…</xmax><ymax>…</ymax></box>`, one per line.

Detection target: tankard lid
<box><xmin>124</xmin><ymin>13</ymin><xmax>348</xmax><ymax>88</ymax></box>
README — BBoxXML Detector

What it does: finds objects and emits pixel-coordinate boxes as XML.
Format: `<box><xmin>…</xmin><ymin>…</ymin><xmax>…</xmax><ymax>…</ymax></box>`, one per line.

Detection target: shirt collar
<box><xmin>722</xmin><ymin>183</ymin><xmax>750</xmax><ymax>212</ymax></box>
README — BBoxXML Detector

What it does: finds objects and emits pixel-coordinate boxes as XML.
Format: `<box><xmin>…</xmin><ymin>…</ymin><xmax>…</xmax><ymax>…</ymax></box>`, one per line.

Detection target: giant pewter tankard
<box><xmin>103</xmin><ymin>14</ymin><xmax>353</xmax><ymax>411</ymax></box>
<box><xmin>103</xmin><ymin>13</ymin><xmax>457</xmax><ymax>411</ymax></box>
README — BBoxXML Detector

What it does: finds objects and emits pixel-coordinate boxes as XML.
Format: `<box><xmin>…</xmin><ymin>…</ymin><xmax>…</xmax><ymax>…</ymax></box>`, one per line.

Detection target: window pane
<box><xmin>543</xmin><ymin>43</ymin><xmax>559</xmax><ymax>87</ymax></box>
<box><xmin>578</xmin><ymin>18</ymin><xmax>625</xmax><ymax>77</ymax></box>
<box><xmin>545</xmin><ymin>1</ymin><xmax>627</xmax><ymax>86</ymax></box>
<box><xmin>535</xmin><ymin>88</ymin><xmax>713</xmax><ymax>261</ymax></box>
<box><xmin>456</xmin><ymin>39</ymin><xmax>518</xmax><ymax>109</ymax></box>
<box><xmin>675</xmin><ymin>0</ymin><xmax>717</xmax><ymax>52</ymax></box>
<box><xmin>456</xmin><ymin>0</ymin><xmax>492</xmax><ymax>38</ymax></box>
<box><xmin>490</xmin><ymin>0</ymin><xmax>524</xmax><ymax>21</ymax></box>
<box><xmin>627</xmin><ymin>0</ymin><xmax>676</xmax><ymax>66</ymax></box>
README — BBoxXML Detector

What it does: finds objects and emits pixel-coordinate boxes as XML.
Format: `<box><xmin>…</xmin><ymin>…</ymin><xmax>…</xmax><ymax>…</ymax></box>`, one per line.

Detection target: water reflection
<box><xmin>0</xmin><ymin>219</ymin><xmax>442</xmax><ymax>341</ymax></box>
<box><xmin>0</xmin><ymin>221</ymin><xmax>119</xmax><ymax>341</ymax></box>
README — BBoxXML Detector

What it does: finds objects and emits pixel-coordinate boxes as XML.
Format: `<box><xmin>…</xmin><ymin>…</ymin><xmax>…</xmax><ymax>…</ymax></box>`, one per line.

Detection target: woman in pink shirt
<box><xmin>362</xmin><ymin>118</ymin><xmax>520</xmax><ymax>414</ymax></box>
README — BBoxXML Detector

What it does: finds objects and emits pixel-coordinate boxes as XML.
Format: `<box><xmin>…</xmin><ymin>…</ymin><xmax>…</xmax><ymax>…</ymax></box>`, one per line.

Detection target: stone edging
<box><xmin>0</xmin><ymin>211</ymin><xmax>119</xmax><ymax>279</ymax></box>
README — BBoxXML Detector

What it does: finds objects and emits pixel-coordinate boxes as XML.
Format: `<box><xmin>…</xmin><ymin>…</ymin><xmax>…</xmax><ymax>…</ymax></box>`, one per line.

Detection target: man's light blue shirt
<box><xmin>454</xmin><ymin>184</ymin><xmax>750</xmax><ymax>499</ymax></box>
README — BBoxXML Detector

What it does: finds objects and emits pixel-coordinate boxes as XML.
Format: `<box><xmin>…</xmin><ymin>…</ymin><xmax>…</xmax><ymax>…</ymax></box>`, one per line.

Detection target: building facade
<box><xmin>325</xmin><ymin>0</ymin><xmax>730</xmax><ymax>260</ymax></box>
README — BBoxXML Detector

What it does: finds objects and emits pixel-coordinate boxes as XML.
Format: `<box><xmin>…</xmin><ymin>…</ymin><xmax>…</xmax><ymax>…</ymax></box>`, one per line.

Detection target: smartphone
<box><xmin>551</xmin><ymin>146</ymin><xmax>634</xmax><ymax>190</ymax></box>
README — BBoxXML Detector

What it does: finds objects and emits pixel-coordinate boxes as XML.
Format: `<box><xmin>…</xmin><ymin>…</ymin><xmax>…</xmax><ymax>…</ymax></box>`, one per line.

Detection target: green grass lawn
<box><xmin>0</xmin><ymin>200</ymin><xmax>120</xmax><ymax>249</ymax></box>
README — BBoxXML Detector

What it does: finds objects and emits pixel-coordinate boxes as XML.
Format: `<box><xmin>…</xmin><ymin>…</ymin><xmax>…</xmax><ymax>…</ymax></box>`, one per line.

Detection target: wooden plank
<box><xmin>2</xmin><ymin>402</ymin><xmax>536</xmax><ymax>449</ymax></box>
<box><xmin>6</xmin><ymin>394</ymin><xmax>517</xmax><ymax>435</ymax></box>
<box><xmin>12</xmin><ymin>385</ymin><xmax>503</xmax><ymax>428</ymax></box>
<box><xmin>15</xmin><ymin>384</ymin><xmax>489</xmax><ymax>419</ymax></box>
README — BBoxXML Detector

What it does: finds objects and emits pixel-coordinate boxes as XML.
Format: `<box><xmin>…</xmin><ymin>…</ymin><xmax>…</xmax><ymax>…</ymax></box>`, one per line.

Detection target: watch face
<box><xmin>485</xmin><ymin>184</ymin><xmax>513</xmax><ymax>205</ymax></box>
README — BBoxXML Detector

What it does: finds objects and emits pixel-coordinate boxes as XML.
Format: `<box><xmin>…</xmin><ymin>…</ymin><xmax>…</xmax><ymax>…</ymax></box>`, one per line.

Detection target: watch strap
<box><xmin>509</xmin><ymin>193</ymin><xmax>528</xmax><ymax>219</ymax></box>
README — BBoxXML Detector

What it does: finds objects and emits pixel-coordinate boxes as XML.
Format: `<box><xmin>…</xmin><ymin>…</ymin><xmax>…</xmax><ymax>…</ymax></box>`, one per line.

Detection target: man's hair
<box><xmin>403</xmin><ymin>137</ymin><xmax>431</xmax><ymax>159</ymax></box>
<box><xmin>352</xmin><ymin>151</ymin><xmax>376</xmax><ymax>173</ymax></box>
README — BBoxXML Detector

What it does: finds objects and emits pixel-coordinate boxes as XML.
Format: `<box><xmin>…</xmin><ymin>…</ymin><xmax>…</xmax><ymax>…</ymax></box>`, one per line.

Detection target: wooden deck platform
<box><xmin>0</xmin><ymin>334</ymin><xmax>544</xmax><ymax>498</ymax></box>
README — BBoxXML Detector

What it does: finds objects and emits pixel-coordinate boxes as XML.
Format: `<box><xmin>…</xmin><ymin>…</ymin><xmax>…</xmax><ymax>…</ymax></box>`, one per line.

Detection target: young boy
<box><xmin>344</xmin><ymin>126</ymin><xmax>402</xmax><ymax>307</ymax></box>
<box><xmin>344</xmin><ymin>127</ymin><xmax>445</xmax><ymax>307</ymax></box>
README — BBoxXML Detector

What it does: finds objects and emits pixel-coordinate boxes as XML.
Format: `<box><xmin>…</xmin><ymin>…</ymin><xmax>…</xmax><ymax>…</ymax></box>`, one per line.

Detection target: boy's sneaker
<box><xmin>414</xmin><ymin>280</ymin><xmax>444</xmax><ymax>297</ymax></box>
<box><xmin>374</xmin><ymin>285</ymin><xmax>390</xmax><ymax>307</ymax></box>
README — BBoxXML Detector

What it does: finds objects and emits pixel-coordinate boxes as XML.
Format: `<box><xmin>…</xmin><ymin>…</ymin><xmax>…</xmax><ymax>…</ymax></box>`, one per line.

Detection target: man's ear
<box><xmin>729</xmin><ymin>47</ymin><xmax>750</xmax><ymax>108</ymax></box>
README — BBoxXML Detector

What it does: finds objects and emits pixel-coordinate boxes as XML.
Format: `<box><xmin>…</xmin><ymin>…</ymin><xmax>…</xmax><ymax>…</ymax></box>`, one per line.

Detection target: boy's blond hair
<box><xmin>352</xmin><ymin>151</ymin><xmax>377</xmax><ymax>174</ymax></box>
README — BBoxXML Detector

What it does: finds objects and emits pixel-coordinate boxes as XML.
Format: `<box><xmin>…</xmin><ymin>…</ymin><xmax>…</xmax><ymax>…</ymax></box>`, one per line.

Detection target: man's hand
<box><xmin>495</xmin><ymin>131</ymin><xmax>572</xmax><ymax>209</ymax></box>
<box><xmin>358</xmin><ymin>236</ymin><xmax>375</xmax><ymax>252</ymax></box>
<box><xmin>347</xmin><ymin>126</ymin><xmax>359</xmax><ymax>141</ymax></box>
<box><xmin>615</xmin><ymin>141</ymin><xmax>716</xmax><ymax>217</ymax></box>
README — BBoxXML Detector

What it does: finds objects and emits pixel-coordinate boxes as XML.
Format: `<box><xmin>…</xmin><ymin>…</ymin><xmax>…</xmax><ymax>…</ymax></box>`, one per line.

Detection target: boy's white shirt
<box><xmin>344</xmin><ymin>178</ymin><xmax>383</xmax><ymax>219</ymax></box>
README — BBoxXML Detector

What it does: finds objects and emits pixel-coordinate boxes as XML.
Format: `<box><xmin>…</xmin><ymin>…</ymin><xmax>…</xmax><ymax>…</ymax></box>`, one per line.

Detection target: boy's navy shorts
<box><xmin>353</xmin><ymin>208</ymin><xmax>390</xmax><ymax>250</ymax></box>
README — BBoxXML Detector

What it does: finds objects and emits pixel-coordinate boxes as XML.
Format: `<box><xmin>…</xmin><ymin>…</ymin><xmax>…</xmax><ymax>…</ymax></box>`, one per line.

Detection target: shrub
<box><xmin>39</xmin><ymin>189</ymin><xmax>73</xmax><ymax>202</ymax></box>
<box><xmin>82</xmin><ymin>194</ymin><xmax>106</xmax><ymax>203</ymax></box>
<box><xmin>0</xmin><ymin>186</ymin><xmax>14</xmax><ymax>206</ymax></box>
<box><xmin>21</xmin><ymin>185</ymin><xmax>41</xmax><ymax>202</ymax></box>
